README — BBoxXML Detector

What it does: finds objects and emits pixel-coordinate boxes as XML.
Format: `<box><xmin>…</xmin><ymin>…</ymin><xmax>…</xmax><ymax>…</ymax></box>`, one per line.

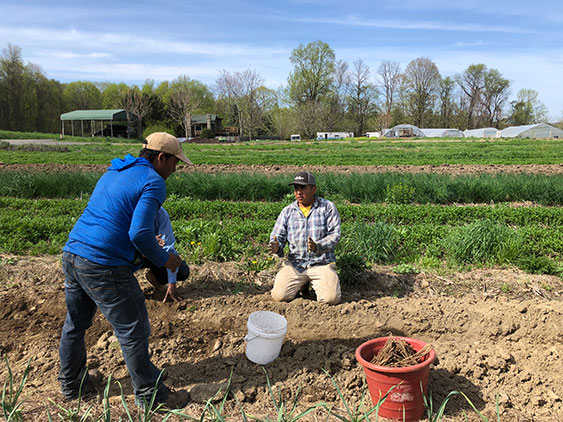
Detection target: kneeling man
<box><xmin>269</xmin><ymin>171</ymin><xmax>341</xmax><ymax>305</ymax></box>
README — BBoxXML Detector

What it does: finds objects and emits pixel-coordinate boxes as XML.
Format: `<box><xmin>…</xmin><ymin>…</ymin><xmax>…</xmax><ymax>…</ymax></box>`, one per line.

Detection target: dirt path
<box><xmin>2</xmin><ymin>163</ymin><xmax>563</xmax><ymax>175</ymax></box>
<box><xmin>0</xmin><ymin>255</ymin><xmax>562</xmax><ymax>421</ymax></box>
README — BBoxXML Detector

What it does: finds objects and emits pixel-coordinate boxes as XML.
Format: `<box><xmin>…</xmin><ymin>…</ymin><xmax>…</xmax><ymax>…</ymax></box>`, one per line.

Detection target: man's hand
<box><xmin>156</xmin><ymin>234</ymin><xmax>165</xmax><ymax>248</ymax></box>
<box><xmin>308</xmin><ymin>237</ymin><xmax>317</xmax><ymax>253</ymax></box>
<box><xmin>164</xmin><ymin>253</ymin><xmax>182</xmax><ymax>271</ymax></box>
<box><xmin>269</xmin><ymin>236</ymin><xmax>280</xmax><ymax>254</ymax></box>
<box><xmin>163</xmin><ymin>283</ymin><xmax>183</xmax><ymax>303</ymax></box>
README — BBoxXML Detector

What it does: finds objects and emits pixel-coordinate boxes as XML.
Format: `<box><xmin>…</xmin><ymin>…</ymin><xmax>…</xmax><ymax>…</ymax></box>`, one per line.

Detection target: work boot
<box><xmin>138</xmin><ymin>388</ymin><xmax>190</xmax><ymax>411</ymax></box>
<box><xmin>146</xmin><ymin>269</ymin><xmax>167</xmax><ymax>291</ymax></box>
<box><xmin>63</xmin><ymin>369</ymin><xmax>104</xmax><ymax>401</ymax></box>
<box><xmin>163</xmin><ymin>389</ymin><xmax>190</xmax><ymax>410</ymax></box>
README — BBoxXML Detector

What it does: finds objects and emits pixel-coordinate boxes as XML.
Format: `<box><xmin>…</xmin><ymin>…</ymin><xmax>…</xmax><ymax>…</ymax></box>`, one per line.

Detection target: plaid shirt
<box><xmin>270</xmin><ymin>197</ymin><xmax>341</xmax><ymax>272</ymax></box>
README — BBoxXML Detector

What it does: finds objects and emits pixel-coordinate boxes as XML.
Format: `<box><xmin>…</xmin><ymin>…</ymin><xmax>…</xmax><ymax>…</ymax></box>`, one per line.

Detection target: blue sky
<box><xmin>1</xmin><ymin>0</ymin><xmax>562</xmax><ymax>119</ymax></box>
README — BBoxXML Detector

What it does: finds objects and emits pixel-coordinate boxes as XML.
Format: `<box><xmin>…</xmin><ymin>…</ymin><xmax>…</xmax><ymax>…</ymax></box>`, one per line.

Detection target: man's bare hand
<box><xmin>308</xmin><ymin>237</ymin><xmax>317</xmax><ymax>253</ymax></box>
<box><xmin>163</xmin><ymin>283</ymin><xmax>183</xmax><ymax>303</ymax></box>
<box><xmin>156</xmin><ymin>234</ymin><xmax>165</xmax><ymax>248</ymax></box>
<box><xmin>269</xmin><ymin>236</ymin><xmax>280</xmax><ymax>254</ymax></box>
<box><xmin>164</xmin><ymin>253</ymin><xmax>182</xmax><ymax>271</ymax></box>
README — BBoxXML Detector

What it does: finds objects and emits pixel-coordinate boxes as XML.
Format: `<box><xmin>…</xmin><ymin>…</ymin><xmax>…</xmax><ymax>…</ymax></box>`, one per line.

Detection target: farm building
<box><xmin>420</xmin><ymin>128</ymin><xmax>464</xmax><ymax>138</ymax></box>
<box><xmin>383</xmin><ymin>124</ymin><xmax>425</xmax><ymax>138</ymax></box>
<box><xmin>316</xmin><ymin>132</ymin><xmax>354</xmax><ymax>140</ymax></box>
<box><xmin>500</xmin><ymin>123</ymin><xmax>563</xmax><ymax>139</ymax></box>
<box><xmin>191</xmin><ymin>114</ymin><xmax>222</xmax><ymax>137</ymax></box>
<box><xmin>60</xmin><ymin>109</ymin><xmax>137</xmax><ymax>138</ymax></box>
<box><xmin>463</xmin><ymin>128</ymin><xmax>500</xmax><ymax>138</ymax></box>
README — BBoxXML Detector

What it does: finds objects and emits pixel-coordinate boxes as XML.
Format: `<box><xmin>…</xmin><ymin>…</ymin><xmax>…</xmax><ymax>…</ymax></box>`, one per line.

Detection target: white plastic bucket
<box><xmin>245</xmin><ymin>311</ymin><xmax>287</xmax><ymax>365</ymax></box>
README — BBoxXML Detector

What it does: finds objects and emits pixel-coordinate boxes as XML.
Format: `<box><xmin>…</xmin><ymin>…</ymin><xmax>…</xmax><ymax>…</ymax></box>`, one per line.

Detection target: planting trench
<box><xmin>0</xmin><ymin>255</ymin><xmax>562</xmax><ymax>421</ymax></box>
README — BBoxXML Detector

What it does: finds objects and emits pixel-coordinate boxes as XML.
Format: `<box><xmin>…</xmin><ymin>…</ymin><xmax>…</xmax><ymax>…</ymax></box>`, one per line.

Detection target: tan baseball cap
<box><xmin>144</xmin><ymin>132</ymin><xmax>193</xmax><ymax>164</ymax></box>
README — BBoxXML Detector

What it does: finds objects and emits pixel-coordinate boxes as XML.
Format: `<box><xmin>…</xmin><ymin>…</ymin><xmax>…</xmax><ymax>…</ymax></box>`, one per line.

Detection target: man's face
<box><xmin>294</xmin><ymin>184</ymin><xmax>316</xmax><ymax>207</ymax></box>
<box><xmin>154</xmin><ymin>153</ymin><xmax>179</xmax><ymax>180</ymax></box>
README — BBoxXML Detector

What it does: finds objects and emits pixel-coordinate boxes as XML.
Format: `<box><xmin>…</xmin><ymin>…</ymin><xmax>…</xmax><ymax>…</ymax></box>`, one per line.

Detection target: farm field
<box><xmin>1</xmin><ymin>137</ymin><xmax>562</xmax><ymax>421</ymax></box>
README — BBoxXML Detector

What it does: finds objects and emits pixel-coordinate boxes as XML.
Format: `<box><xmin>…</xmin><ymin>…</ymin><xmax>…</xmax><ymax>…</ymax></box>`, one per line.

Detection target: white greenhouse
<box><xmin>383</xmin><ymin>124</ymin><xmax>425</xmax><ymax>138</ymax></box>
<box><xmin>500</xmin><ymin>123</ymin><xmax>563</xmax><ymax>139</ymax></box>
<box><xmin>463</xmin><ymin>128</ymin><xmax>500</xmax><ymax>138</ymax></box>
<box><xmin>420</xmin><ymin>128</ymin><xmax>464</xmax><ymax>138</ymax></box>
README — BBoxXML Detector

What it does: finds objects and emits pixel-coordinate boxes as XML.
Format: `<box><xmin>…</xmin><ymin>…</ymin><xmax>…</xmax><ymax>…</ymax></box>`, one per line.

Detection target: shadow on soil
<box><xmin>107</xmin><ymin>333</ymin><xmax>484</xmax><ymax>418</ymax></box>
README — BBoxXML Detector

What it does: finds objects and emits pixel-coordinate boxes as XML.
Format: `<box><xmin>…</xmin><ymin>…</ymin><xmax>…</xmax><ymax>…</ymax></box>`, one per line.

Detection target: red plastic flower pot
<box><xmin>355</xmin><ymin>336</ymin><xmax>436</xmax><ymax>422</ymax></box>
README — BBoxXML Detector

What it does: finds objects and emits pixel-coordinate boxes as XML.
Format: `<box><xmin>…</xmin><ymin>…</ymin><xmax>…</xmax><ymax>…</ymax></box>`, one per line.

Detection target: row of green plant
<box><xmin>0</xmin><ymin>137</ymin><xmax>562</xmax><ymax>165</ymax></box>
<box><xmin>0</xmin><ymin>202</ymin><xmax>561</xmax><ymax>277</ymax></box>
<box><xmin>3</xmin><ymin>171</ymin><xmax>563</xmax><ymax>205</ymax></box>
<box><xmin>2</xmin><ymin>356</ymin><xmax>500</xmax><ymax>422</ymax></box>
<box><xmin>5</xmin><ymin>197</ymin><xmax>563</xmax><ymax>226</ymax></box>
<box><xmin>0</xmin><ymin>129</ymin><xmax>135</xmax><ymax>143</ymax></box>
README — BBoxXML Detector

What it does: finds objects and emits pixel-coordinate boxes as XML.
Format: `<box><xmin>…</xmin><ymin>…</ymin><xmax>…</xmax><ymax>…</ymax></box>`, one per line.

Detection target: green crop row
<box><xmin>0</xmin><ymin>137</ymin><xmax>563</xmax><ymax>165</ymax></box>
<box><xmin>2</xmin><ymin>197</ymin><xmax>563</xmax><ymax>227</ymax></box>
<box><xmin>3</xmin><ymin>171</ymin><xmax>563</xmax><ymax>205</ymax></box>
<box><xmin>0</xmin><ymin>198</ymin><xmax>561</xmax><ymax>276</ymax></box>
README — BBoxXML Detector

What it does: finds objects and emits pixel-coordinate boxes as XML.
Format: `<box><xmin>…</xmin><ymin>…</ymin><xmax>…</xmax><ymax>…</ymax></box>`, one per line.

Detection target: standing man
<box><xmin>59</xmin><ymin>132</ymin><xmax>191</xmax><ymax>409</ymax></box>
<box><xmin>269</xmin><ymin>171</ymin><xmax>341</xmax><ymax>305</ymax></box>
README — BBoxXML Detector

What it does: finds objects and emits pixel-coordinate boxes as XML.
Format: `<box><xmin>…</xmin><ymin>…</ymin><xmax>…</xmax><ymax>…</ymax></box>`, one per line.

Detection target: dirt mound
<box><xmin>0</xmin><ymin>255</ymin><xmax>562</xmax><ymax>421</ymax></box>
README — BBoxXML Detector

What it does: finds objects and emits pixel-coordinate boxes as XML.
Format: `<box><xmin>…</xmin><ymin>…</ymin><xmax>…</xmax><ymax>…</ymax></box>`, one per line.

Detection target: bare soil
<box><xmin>2</xmin><ymin>162</ymin><xmax>563</xmax><ymax>175</ymax></box>
<box><xmin>1</xmin><ymin>255</ymin><xmax>562</xmax><ymax>421</ymax></box>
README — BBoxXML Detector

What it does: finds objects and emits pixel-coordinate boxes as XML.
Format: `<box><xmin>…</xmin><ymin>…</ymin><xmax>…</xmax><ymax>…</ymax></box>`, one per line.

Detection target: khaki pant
<box><xmin>271</xmin><ymin>261</ymin><xmax>341</xmax><ymax>305</ymax></box>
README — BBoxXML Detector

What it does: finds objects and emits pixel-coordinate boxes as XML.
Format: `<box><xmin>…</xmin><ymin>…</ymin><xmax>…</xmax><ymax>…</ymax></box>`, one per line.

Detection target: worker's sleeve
<box><xmin>129</xmin><ymin>181</ymin><xmax>168</xmax><ymax>268</ymax></box>
<box><xmin>270</xmin><ymin>207</ymin><xmax>289</xmax><ymax>257</ymax></box>
<box><xmin>315</xmin><ymin>202</ymin><xmax>341</xmax><ymax>253</ymax></box>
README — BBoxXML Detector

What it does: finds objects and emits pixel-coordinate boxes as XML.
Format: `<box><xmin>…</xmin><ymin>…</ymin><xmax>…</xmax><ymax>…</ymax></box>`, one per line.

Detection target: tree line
<box><xmin>0</xmin><ymin>41</ymin><xmax>558</xmax><ymax>139</ymax></box>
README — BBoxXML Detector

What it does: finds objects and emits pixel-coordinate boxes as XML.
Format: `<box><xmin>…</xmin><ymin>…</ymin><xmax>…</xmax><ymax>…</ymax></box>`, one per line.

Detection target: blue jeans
<box><xmin>58</xmin><ymin>251</ymin><xmax>168</xmax><ymax>402</ymax></box>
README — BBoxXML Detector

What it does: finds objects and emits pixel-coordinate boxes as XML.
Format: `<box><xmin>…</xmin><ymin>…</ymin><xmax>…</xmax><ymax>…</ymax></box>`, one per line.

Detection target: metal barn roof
<box><xmin>60</xmin><ymin>109</ymin><xmax>132</xmax><ymax>121</ymax></box>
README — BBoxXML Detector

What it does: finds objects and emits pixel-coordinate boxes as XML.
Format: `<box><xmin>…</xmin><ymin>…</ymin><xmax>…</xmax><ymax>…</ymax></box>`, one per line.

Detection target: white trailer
<box><xmin>316</xmin><ymin>131</ymin><xmax>354</xmax><ymax>140</ymax></box>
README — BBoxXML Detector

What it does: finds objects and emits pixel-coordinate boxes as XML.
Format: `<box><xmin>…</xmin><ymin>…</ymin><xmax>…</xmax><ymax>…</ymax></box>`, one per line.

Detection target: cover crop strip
<box><xmin>2</xmin><ymin>171</ymin><xmax>563</xmax><ymax>205</ymax></box>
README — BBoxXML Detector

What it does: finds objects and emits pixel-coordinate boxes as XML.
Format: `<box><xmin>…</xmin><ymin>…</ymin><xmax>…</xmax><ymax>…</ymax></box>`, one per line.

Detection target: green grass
<box><xmin>0</xmin><ymin>137</ymin><xmax>562</xmax><ymax>165</ymax></box>
<box><xmin>3</xmin><ymin>171</ymin><xmax>563</xmax><ymax>205</ymax></box>
<box><xmin>0</xmin><ymin>129</ymin><xmax>139</xmax><ymax>144</ymax></box>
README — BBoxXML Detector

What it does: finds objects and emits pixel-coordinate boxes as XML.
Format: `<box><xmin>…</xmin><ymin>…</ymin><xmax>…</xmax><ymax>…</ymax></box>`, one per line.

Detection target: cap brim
<box><xmin>175</xmin><ymin>151</ymin><xmax>193</xmax><ymax>165</ymax></box>
<box><xmin>289</xmin><ymin>181</ymin><xmax>310</xmax><ymax>186</ymax></box>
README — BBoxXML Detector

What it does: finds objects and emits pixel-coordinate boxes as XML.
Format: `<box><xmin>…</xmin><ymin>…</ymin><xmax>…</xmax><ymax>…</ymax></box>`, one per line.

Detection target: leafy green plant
<box><xmin>243</xmin><ymin>257</ymin><xmax>274</xmax><ymax>273</ymax></box>
<box><xmin>423</xmin><ymin>390</ymin><xmax>500</xmax><ymax>422</ymax></box>
<box><xmin>337</xmin><ymin>253</ymin><xmax>369</xmax><ymax>286</ymax></box>
<box><xmin>2</xmin><ymin>356</ymin><xmax>32</xmax><ymax>422</ymax></box>
<box><xmin>517</xmin><ymin>254</ymin><xmax>562</xmax><ymax>276</ymax></box>
<box><xmin>392</xmin><ymin>264</ymin><xmax>420</xmax><ymax>275</ymax></box>
<box><xmin>385</xmin><ymin>183</ymin><xmax>416</xmax><ymax>204</ymax></box>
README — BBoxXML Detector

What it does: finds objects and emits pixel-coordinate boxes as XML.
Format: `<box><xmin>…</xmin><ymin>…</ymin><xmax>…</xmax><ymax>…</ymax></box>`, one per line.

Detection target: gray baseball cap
<box><xmin>290</xmin><ymin>171</ymin><xmax>316</xmax><ymax>186</ymax></box>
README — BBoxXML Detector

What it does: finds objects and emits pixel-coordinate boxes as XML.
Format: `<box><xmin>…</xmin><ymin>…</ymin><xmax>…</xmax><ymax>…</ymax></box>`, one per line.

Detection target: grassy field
<box><xmin>1</xmin><ymin>137</ymin><xmax>563</xmax><ymax>165</ymax></box>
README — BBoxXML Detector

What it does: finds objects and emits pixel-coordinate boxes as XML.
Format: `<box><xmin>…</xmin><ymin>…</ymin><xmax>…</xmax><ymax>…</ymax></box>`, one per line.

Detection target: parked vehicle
<box><xmin>290</xmin><ymin>134</ymin><xmax>301</xmax><ymax>141</ymax></box>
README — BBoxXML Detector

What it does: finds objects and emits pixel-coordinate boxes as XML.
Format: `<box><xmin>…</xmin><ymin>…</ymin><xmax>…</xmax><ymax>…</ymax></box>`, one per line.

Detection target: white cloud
<box><xmin>293</xmin><ymin>14</ymin><xmax>538</xmax><ymax>34</ymax></box>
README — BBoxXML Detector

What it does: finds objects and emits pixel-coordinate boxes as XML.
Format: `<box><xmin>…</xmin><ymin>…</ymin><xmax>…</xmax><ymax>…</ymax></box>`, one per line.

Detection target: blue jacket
<box><xmin>64</xmin><ymin>154</ymin><xmax>169</xmax><ymax>269</ymax></box>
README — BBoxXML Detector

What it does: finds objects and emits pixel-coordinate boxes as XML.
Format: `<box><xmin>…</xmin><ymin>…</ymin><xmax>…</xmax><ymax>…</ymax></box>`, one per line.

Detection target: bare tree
<box><xmin>377</xmin><ymin>61</ymin><xmax>401</xmax><ymax>116</ymax></box>
<box><xmin>455</xmin><ymin>64</ymin><xmax>486</xmax><ymax>129</ymax></box>
<box><xmin>166</xmin><ymin>76</ymin><xmax>213</xmax><ymax>138</ymax></box>
<box><xmin>347</xmin><ymin>59</ymin><xmax>377</xmax><ymax>136</ymax></box>
<box><xmin>481</xmin><ymin>69</ymin><xmax>510</xmax><ymax>127</ymax></box>
<box><xmin>216</xmin><ymin>69</ymin><xmax>264</xmax><ymax>139</ymax></box>
<box><xmin>120</xmin><ymin>88</ymin><xmax>152</xmax><ymax>138</ymax></box>
<box><xmin>404</xmin><ymin>57</ymin><xmax>441</xmax><ymax>127</ymax></box>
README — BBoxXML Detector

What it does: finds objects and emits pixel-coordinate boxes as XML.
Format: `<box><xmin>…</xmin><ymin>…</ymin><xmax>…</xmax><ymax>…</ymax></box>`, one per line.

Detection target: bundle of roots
<box><xmin>370</xmin><ymin>337</ymin><xmax>433</xmax><ymax>367</ymax></box>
